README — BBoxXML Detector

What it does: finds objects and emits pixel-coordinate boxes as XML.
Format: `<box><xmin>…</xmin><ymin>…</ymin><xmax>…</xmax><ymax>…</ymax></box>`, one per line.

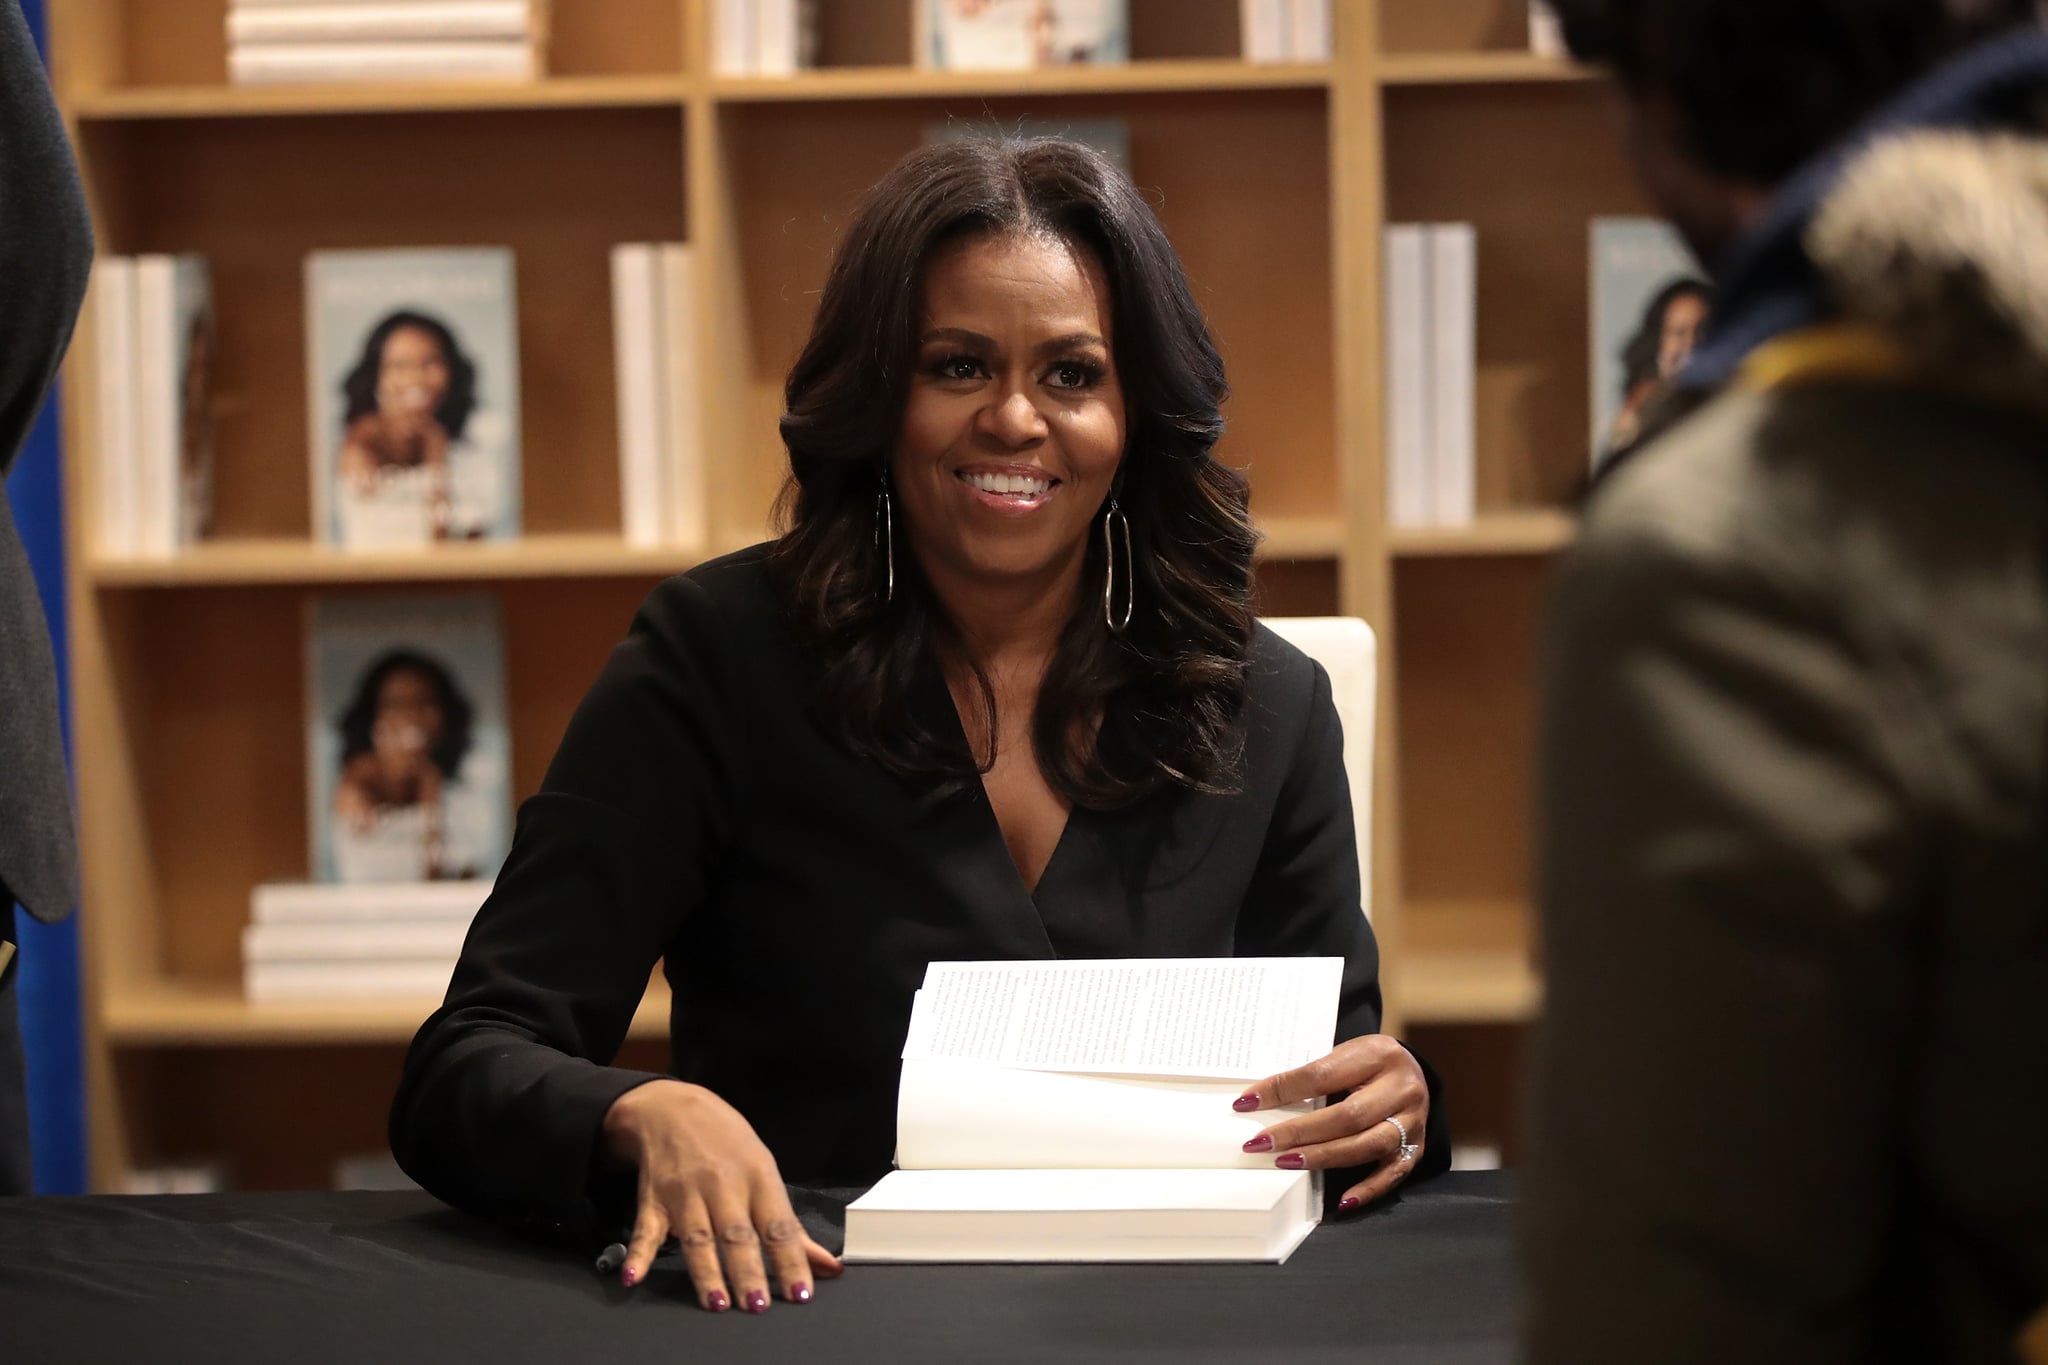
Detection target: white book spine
<box><xmin>244</xmin><ymin>960</ymin><xmax>455</xmax><ymax>1002</ymax></box>
<box><xmin>659</xmin><ymin>243</ymin><xmax>707</xmax><ymax>549</ymax></box>
<box><xmin>753</xmin><ymin>0</ymin><xmax>798</xmax><ymax>77</ymax></box>
<box><xmin>1285</xmin><ymin>0</ymin><xmax>1331</xmax><ymax>63</ymax></box>
<box><xmin>1528</xmin><ymin>1</ymin><xmax>1567</xmax><ymax>58</ymax></box>
<box><xmin>229</xmin><ymin>40</ymin><xmax>537</xmax><ymax>84</ymax></box>
<box><xmin>714</xmin><ymin>0</ymin><xmax>756</xmax><ymax>75</ymax></box>
<box><xmin>229</xmin><ymin>1</ymin><xmax>534</xmax><ymax>45</ymax></box>
<box><xmin>1428</xmin><ymin>224</ymin><xmax>1477</xmax><ymax>527</ymax></box>
<box><xmin>92</xmin><ymin>258</ymin><xmax>140</xmax><ymax>558</ymax></box>
<box><xmin>1240</xmin><ymin>0</ymin><xmax>1289</xmax><ymax>63</ymax></box>
<box><xmin>612</xmin><ymin>244</ymin><xmax>670</xmax><ymax>548</ymax></box>
<box><xmin>251</xmin><ymin>878</ymin><xmax>493</xmax><ymax>925</ymax></box>
<box><xmin>132</xmin><ymin>256</ymin><xmax>180</xmax><ymax>558</ymax></box>
<box><xmin>243</xmin><ymin>920</ymin><xmax>470</xmax><ymax>963</ymax></box>
<box><xmin>1382</xmin><ymin>225</ymin><xmax>1434</xmax><ymax>531</ymax></box>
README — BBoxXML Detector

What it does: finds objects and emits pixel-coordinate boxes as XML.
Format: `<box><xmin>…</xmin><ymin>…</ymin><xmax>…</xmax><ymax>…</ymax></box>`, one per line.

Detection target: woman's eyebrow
<box><xmin>1033</xmin><ymin>331</ymin><xmax>1107</xmax><ymax>356</ymax></box>
<box><xmin>919</xmin><ymin>326</ymin><xmax>993</xmax><ymax>348</ymax></box>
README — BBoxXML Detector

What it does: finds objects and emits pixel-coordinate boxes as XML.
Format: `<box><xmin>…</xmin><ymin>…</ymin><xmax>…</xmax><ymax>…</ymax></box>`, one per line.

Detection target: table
<box><xmin>1</xmin><ymin>1171</ymin><xmax>1517</xmax><ymax>1364</ymax></box>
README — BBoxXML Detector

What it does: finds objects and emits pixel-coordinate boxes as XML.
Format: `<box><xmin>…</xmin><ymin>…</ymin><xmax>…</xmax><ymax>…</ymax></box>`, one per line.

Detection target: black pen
<box><xmin>594</xmin><ymin>1242</ymin><xmax>629</xmax><ymax>1277</ymax></box>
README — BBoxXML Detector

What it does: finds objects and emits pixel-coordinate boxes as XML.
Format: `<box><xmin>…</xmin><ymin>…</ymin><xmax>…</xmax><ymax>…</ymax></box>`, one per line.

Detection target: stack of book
<box><xmin>1382</xmin><ymin>223</ymin><xmax>1478</xmax><ymax>530</ymax></box>
<box><xmin>712</xmin><ymin>0</ymin><xmax>818</xmax><ymax>76</ymax></box>
<box><xmin>242</xmin><ymin>591</ymin><xmax>511</xmax><ymax>1004</ymax></box>
<box><xmin>1240</xmin><ymin>0</ymin><xmax>1332</xmax><ymax>64</ymax></box>
<box><xmin>610</xmin><ymin>243</ymin><xmax>707</xmax><ymax>549</ymax></box>
<box><xmin>917</xmin><ymin>0</ymin><xmax>1128</xmax><ymax>70</ymax></box>
<box><xmin>226</xmin><ymin>1</ymin><xmax>550</xmax><ymax>86</ymax></box>
<box><xmin>93</xmin><ymin>255</ymin><xmax>216</xmax><ymax>559</ymax></box>
<box><xmin>243</xmin><ymin>880</ymin><xmax>489</xmax><ymax>1001</ymax></box>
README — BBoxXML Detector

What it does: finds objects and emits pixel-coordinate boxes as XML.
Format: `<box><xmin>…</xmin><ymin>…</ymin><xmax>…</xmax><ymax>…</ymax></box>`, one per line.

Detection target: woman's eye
<box><xmin>1047</xmin><ymin>361</ymin><xmax>1102</xmax><ymax>389</ymax></box>
<box><xmin>932</xmin><ymin>355</ymin><xmax>984</xmax><ymax>381</ymax></box>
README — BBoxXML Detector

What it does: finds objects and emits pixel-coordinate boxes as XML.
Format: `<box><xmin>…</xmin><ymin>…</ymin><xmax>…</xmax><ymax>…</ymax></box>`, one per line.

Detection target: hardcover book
<box><xmin>306</xmin><ymin>247</ymin><xmax>522</xmax><ymax>547</ymax></box>
<box><xmin>843</xmin><ymin>957</ymin><xmax>1341</xmax><ymax>1263</ymax></box>
<box><xmin>917</xmin><ymin>0</ymin><xmax>1128</xmax><ymax>70</ymax></box>
<box><xmin>306</xmin><ymin>594</ymin><xmax>511</xmax><ymax>886</ymax></box>
<box><xmin>1590</xmin><ymin>217</ymin><xmax>1712</xmax><ymax>467</ymax></box>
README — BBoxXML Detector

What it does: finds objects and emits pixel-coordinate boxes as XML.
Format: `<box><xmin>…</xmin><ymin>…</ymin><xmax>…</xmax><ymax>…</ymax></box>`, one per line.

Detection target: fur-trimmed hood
<box><xmin>1680</xmin><ymin>27</ymin><xmax>2048</xmax><ymax>404</ymax></box>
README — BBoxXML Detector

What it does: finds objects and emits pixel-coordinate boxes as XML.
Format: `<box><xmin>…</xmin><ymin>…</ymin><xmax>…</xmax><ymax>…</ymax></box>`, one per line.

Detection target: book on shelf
<box><xmin>93</xmin><ymin>254</ymin><xmax>217</xmax><ymax>559</ymax></box>
<box><xmin>842</xmin><ymin>956</ymin><xmax>1341</xmax><ymax>1264</ymax></box>
<box><xmin>228</xmin><ymin>1</ymin><xmax>537</xmax><ymax>45</ymax></box>
<box><xmin>1589</xmin><ymin>217</ymin><xmax>1711</xmax><ymax>468</ymax></box>
<box><xmin>916</xmin><ymin>0</ymin><xmax>1128</xmax><ymax>71</ymax></box>
<box><xmin>242</xmin><ymin>878</ymin><xmax>489</xmax><ymax>1003</ymax></box>
<box><xmin>307</xmin><ymin>594</ymin><xmax>511</xmax><ymax>887</ymax></box>
<box><xmin>1241</xmin><ymin>0</ymin><xmax>1330</xmax><ymax>64</ymax></box>
<box><xmin>250</xmin><ymin>878</ymin><xmax>492</xmax><ymax>925</ymax></box>
<box><xmin>712</xmin><ymin>0</ymin><xmax>819</xmax><ymax>76</ymax></box>
<box><xmin>926</xmin><ymin>115</ymin><xmax>1130</xmax><ymax>173</ymax></box>
<box><xmin>610</xmin><ymin>243</ymin><xmax>707</xmax><ymax>549</ymax></box>
<box><xmin>306</xmin><ymin>247</ymin><xmax>522</xmax><ymax>547</ymax></box>
<box><xmin>1383</xmin><ymin>223</ymin><xmax>1477</xmax><ymax>530</ymax></box>
<box><xmin>1527</xmin><ymin>1</ymin><xmax>1568</xmax><ymax>59</ymax></box>
<box><xmin>226</xmin><ymin>0</ymin><xmax>550</xmax><ymax>84</ymax></box>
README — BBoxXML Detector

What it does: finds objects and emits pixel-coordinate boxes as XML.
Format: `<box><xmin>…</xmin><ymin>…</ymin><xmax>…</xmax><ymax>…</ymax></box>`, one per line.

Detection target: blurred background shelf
<box><xmin>1389</xmin><ymin>508</ymin><xmax>1578</xmax><ymax>558</ymax></box>
<box><xmin>101</xmin><ymin>979</ymin><xmax>673</xmax><ymax>1046</ymax></box>
<box><xmin>712</xmin><ymin>58</ymin><xmax>1329</xmax><ymax>103</ymax></box>
<box><xmin>70</xmin><ymin>74</ymin><xmax>691</xmax><ymax>121</ymax></box>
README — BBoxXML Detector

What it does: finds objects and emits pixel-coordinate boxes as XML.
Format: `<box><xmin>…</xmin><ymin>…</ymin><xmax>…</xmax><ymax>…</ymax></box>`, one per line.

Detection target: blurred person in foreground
<box><xmin>1528</xmin><ymin>1</ymin><xmax>2048</xmax><ymax>1361</ymax></box>
<box><xmin>0</xmin><ymin>0</ymin><xmax>93</xmax><ymax>1196</ymax></box>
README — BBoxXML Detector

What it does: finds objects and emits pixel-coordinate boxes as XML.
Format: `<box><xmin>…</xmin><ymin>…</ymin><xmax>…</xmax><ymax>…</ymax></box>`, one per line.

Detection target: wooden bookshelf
<box><xmin>51</xmin><ymin>0</ymin><xmax>1622</xmax><ymax>1189</ymax></box>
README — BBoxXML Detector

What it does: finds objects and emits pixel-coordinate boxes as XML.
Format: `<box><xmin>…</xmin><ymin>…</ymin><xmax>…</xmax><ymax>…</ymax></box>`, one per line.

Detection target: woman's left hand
<box><xmin>1234</xmin><ymin>1034</ymin><xmax>1430</xmax><ymax>1213</ymax></box>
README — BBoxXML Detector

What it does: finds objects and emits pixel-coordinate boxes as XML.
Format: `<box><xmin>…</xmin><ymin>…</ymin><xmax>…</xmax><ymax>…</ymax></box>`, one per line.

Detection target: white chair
<box><xmin>1262</xmin><ymin>617</ymin><xmax>1376</xmax><ymax>921</ymax></box>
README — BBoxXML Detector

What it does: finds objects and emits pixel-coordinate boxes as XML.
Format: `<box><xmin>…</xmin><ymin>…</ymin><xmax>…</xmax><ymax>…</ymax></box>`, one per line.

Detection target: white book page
<box><xmin>901</xmin><ymin>957</ymin><xmax>1343</xmax><ymax>1080</ymax></box>
<box><xmin>894</xmin><ymin>1057</ymin><xmax>1311</xmax><ymax>1172</ymax></box>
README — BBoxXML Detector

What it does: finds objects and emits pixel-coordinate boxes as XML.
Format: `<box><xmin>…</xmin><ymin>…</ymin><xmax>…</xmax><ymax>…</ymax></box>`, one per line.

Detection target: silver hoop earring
<box><xmin>874</xmin><ymin>486</ymin><xmax>895</xmax><ymax>604</ymax></box>
<box><xmin>1102</xmin><ymin>498</ymin><xmax>1133</xmax><ymax>634</ymax></box>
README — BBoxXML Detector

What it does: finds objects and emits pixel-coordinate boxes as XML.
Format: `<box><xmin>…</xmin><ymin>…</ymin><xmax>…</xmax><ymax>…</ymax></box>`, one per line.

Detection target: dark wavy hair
<box><xmin>341</xmin><ymin>310</ymin><xmax>479</xmax><ymax>441</ymax></box>
<box><xmin>336</xmin><ymin>649</ymin><xmax>476</xmax><ymax>782</ymax></box>
<box><xmin>768</xmin><ymin>136</ymin><xmax>1258</xmax><ymax>809</ymax></box>
<box><xmin>1552</xmin><ymin>0</ymin><xmax>2042</xmax><ymax>182</ymax></box>
<box><xmin>1621</xmin><ymin>277</ymin><xmax>1713</xmax><ymax>394</ymax></box>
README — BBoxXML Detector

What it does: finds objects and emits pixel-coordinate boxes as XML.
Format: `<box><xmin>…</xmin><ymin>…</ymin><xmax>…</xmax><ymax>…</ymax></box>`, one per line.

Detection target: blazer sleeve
<box><xmin>1234</xmin><ymin>657</ymin><xmax>1452</xmax><ymax>1185</ymax></box>
<box><xmin>390</xmin><ymin>574</ymin><xmax>748</xmax><ymax>1227</ymax></box>
<box><xmin>0</xmin><ymin>3</ymin><xmax>92</xmax><ymax>477</ymax></box>
<box><xmin>1522</xmin><ymin>522</ymin><xmax>1928</xmax><ymax>1363</ymax></box>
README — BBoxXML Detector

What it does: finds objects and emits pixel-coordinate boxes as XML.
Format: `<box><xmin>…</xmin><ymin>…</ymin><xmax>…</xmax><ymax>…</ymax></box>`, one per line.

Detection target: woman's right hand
<box><xmin>600</xmin><ymin>1079</ymin><xmax>843</xmax><ymax>1313</ymax></box>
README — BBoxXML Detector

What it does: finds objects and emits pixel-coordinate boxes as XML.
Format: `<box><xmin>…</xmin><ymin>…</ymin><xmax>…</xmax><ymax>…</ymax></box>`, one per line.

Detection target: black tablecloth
<box><xmin>0</xmin><ymin>1172</ymin><xmax>1517</xmax><ymax>1364</ymax></box>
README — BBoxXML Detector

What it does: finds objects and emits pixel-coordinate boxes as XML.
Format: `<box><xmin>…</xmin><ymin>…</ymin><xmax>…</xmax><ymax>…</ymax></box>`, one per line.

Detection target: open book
<box><xmin>843</xmin><ymin>957</ymin><xmax>1343</xmax><ymax>1264</ymax></box>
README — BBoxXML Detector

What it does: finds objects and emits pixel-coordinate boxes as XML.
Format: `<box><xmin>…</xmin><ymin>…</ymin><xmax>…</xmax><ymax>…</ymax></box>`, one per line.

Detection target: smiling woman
<box><xmin>390</xmin><ymin>135</ymin><xmax>1449</xmax><ymax>1323</ymax></box>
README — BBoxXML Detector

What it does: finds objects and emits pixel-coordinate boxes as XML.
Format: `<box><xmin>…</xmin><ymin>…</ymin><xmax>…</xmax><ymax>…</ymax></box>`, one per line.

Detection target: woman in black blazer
<box><xmin>390</xmin><ymin>136</ymin><xmax>1447</xmax><ymax>1315</ymax></box>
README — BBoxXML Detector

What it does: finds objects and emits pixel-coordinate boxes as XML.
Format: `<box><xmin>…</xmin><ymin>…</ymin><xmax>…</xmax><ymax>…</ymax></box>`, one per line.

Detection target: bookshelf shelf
<box><xmin>1254</xmin><ymin>514</ymin><xmax>1346</xmax><ymax>560</ymax></box>
<box><xmin>710</xmin><ymin>60</ymin><xmax>1330</xmax><ymax>104</ymax></box>
<box><xmin>102</xmin><ymin>978</ymin><xmax>672</xmax><ymax>1045</ymax></box>
<box><xmin>71</xmin><ymin>75</ymin><xmax>691</xmax><ymax>122</ymax></box>
<box><xmin>1374</xmin><ymin>53</ymin><xmax>1598</xmax><ymax>87</ymax></box>
<box><xmin>1389</xmin><ymin>508</ymin><xmax>1578</xmax><ymax>558</ymax></box>
<box><xmin>87</xmin><ymin>535</ymin><xmax>716</xmax><ymax>588</ymax></box>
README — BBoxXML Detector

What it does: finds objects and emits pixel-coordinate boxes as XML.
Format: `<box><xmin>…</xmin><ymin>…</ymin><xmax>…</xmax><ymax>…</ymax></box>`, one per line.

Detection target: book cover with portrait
<box><xmin>305</xmin><ymin>247</ymin><xmax>522</xmax><ymax>547</ymax></box>
<box><xmin>307</xmin><ymin>594</ymin><xmax>511</xmax><ymax>886</ymax></box>
<box><xmin>1590</xmin><ymin>218</ymin><xmax>1713</xmax><ymax>468</ymax></box>
<box><xmin>916</xmin><ymin>0</ymin><xmax>1128</xmax><ymax>70</ymax></box>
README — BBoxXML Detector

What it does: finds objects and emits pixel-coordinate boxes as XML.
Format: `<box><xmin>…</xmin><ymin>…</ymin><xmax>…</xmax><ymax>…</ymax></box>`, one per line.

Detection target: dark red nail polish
<box><xmin>745</xmin><ymin>1290</ymin><xmax>769</xmax><ymax>1314</ymax></box>
<box><xmin>793</xmin><ymin>1283</ymin><xmax>813</xmax><ymax>1304</ymax></box>
<box><xmin>1277</xmin><ymin>1152</ymin><xmax>1306</xmax><ymax>1170</ymax></box>
<box><xmin>621</xmin><ymin>1267</ymin><xmax>639</xmax><ymax>1287</ymax></box>
<box><xmin>1233</xmin><ymin>1094</ymin><xmax>1261</xmax><ymax>1112</ymax></box>
<box><xmin>1338</xmin><ymin>1196</ymin><xmax>1361</xmax><ymax>1213</ymax></box>
<box><xmin>1241</xmin><ymin>1133</ymin><xmax>1273</xmax><ymax>1153</ymax></box>
<box><xmin>707</xmin><ymin>1290</ymin><xmax>730</xmax><ymax>1313</ymax></box>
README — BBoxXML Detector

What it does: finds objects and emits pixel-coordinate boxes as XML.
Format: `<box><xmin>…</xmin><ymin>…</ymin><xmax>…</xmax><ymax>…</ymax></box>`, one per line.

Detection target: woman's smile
<box><xmin>954</xmin><ymin>462</ymin><xmax>1062</xmax><ymax>514</ymax></box>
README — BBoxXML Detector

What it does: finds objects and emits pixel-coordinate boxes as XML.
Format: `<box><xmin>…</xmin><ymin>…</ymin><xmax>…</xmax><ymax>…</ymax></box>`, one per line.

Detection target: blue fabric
<box><xmin>1682</xmin><ymin>28</ymin><xmax>2048</xmax><ymax>390</ymax></box>
<box><xmin>7</xmin><ymin>0</ymin><xmax>87</xmax><ymax>1197</ymax></box>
